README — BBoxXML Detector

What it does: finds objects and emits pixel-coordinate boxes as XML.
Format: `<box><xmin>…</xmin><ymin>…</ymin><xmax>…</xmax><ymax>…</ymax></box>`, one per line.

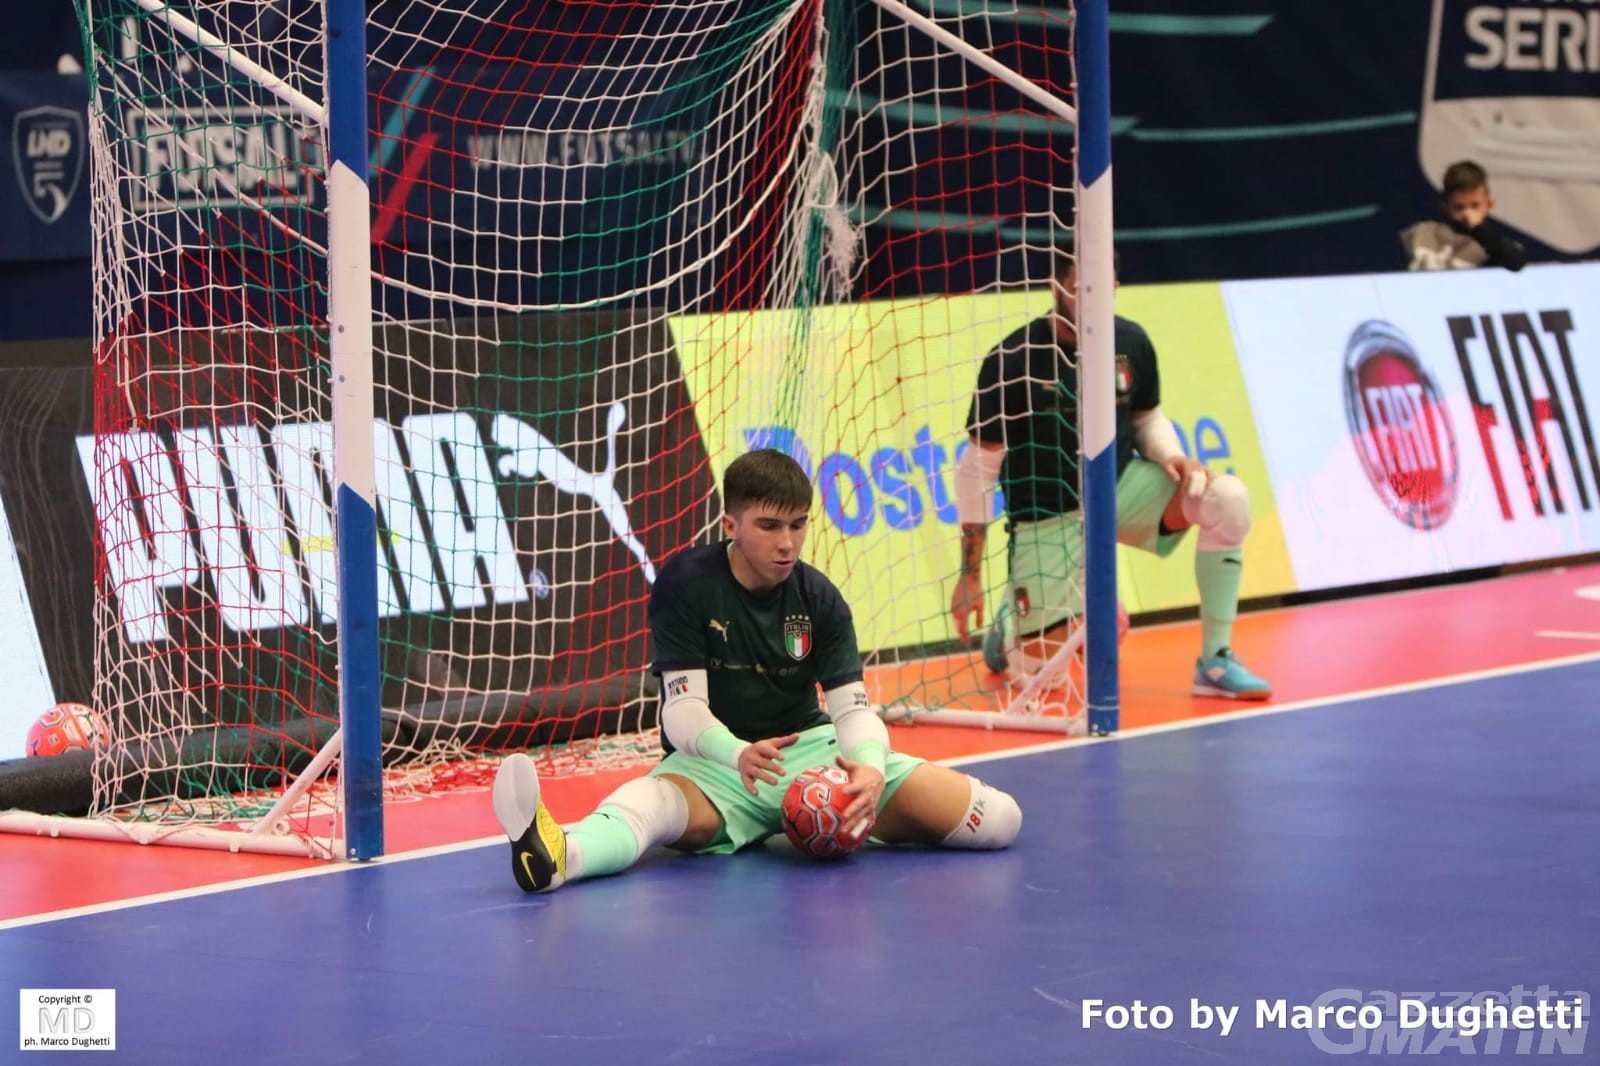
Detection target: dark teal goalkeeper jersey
<box><xmin>650</xmin><ymin>542</ymin><xmax>864</xmax><ymax>749</ymax></box>
<box><xmin>966</xmin><ymin>314</ymin><xmax>1161</xmax><ymax>521</ymax></box>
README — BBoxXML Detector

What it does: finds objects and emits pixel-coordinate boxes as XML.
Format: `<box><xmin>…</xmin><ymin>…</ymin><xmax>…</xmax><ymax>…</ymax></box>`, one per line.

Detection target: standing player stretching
<box><xmin>494</xmin><ymin>449</ymin><xmax>1022</xmax><ymax>892</ymax></box>
<box><xmin>950</xmin><ymin>251</ymin><xmax>1272</xmax><ymax>700</ymax></box>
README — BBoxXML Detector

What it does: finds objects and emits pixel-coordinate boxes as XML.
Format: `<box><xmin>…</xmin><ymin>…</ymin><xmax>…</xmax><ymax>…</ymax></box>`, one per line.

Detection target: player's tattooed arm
<box><xmin>960</xmin><ymin>525</ymin><xmax>986</xmax><ymax>574</ymax></box>
<box><xmin>951</xmin><ymin>526</ymin><xmax>988</xmax><ymax>642</ymax></box>
<box><xmin>952</xmin><ymin>441</ymin><xmax>1000</xmax><ymax>641</ymax></box>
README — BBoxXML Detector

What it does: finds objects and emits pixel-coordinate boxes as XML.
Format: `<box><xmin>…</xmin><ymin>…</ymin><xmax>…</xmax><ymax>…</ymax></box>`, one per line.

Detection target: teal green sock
<box><xmin>565</xmin><ymin>809</ymin><xmax>641</xmax><ymax>881</ymax></box>
<box><xmin>1194</xmin><ymin>549</ymin><xmax>1243</xmax><ymax>658</ymax></box>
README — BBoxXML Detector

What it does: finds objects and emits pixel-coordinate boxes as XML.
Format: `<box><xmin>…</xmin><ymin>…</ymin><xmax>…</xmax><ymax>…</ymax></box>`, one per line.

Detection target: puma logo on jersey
<box><xmin>708</xmin><ymin>618</ymin><xmax>730</xmax><ymax>640</ymax></box>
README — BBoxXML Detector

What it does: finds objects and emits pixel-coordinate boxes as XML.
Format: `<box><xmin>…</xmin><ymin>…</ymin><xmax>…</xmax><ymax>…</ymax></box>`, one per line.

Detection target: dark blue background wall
<box><xmin>2</xmin><ymin>2</ymin><xmax>1592</xmax><ymax>347</ymax></box>
<box><xmin>1</xmin><ymin>7</ymin><xmax>90</xmax><ymax>344</ymax></box>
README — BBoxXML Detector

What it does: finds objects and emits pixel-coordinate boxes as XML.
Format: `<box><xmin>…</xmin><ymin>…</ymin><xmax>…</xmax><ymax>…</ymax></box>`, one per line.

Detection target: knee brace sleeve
<box><xmin>597</xmin><ymin>775</ymin><xmax>691</xmax><ymax>854</ymax></box>
<box><xmin>941</xmin><ymin>777</ymin><xmax>1022</xmax><ymax>850</ymax></box>
<box><xmin>1183</xmin><ymin>473</ymin><xmax>1252</xmax><ymax>552</ymax></box>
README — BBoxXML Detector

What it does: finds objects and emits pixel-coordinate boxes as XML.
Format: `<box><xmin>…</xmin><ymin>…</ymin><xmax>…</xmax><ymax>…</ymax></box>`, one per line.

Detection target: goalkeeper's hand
<box><xmin>1161</xmin><ymin>455</ymin><xmax>1213</xmax><ymax>498</ymax></box>
<box><xmin>951</xmin><ymin>569</ymin><xmax>985</xmax><ymax>643</ymax></box>
<box><xmin>834</xmin><ymin>754</ymin><xmax>885</xmax><ymax>834</ymax></box>
<box><xmin>736</xmin><ymin>733</ymin><xmax>798</xmax><ymax>795</ymax></box>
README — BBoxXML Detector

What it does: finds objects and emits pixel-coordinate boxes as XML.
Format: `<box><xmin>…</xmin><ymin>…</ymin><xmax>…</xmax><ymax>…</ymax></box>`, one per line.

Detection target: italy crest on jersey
<box><xmin>784</xmin><ymin>616</ymin><xmax>812</xmax><ymax>659</ymax></box>
<box><xmin>1114</xmin><ymin>352</ymin><xmax>1132</xmax><ymax>395</ymax></box>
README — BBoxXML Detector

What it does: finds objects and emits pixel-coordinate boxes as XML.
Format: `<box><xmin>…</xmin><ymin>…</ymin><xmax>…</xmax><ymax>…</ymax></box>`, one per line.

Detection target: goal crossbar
<box><xmin>868</xmin><ymin>0</ymin><xmax>1078</xmax><ymax>125</ymax></box>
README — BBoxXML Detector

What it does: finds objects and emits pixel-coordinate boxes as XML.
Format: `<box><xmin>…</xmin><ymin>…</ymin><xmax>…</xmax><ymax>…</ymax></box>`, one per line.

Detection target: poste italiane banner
<box><xmin>670</xmin><ymin>286</ymin><xmax>1295</xmax><ymax>650</ymax></box>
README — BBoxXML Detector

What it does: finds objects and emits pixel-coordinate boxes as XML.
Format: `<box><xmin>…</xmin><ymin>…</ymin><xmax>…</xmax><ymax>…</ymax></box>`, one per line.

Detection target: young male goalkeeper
<box><xmin>949</xmin><ymin>251</ymin><xmax>1272</xmax><ymax>700</ymax></box>
<box><xmin>494</xmin><ymin>448</ymin><xmax>1022</xmax><ymax>892</ymax></box>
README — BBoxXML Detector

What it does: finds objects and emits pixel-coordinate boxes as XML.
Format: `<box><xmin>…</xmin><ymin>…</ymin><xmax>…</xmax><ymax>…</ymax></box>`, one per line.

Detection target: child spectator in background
<box><xmin>1401</xmin><ymin>160</ymin><xmax>1527</xmax><ymax>272</ymax></box>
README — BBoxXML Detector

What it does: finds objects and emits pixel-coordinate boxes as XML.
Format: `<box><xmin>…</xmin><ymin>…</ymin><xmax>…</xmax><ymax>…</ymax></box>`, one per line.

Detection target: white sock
<box><xmin>941</xmin><ymin>778</ymin><xmax>1023</xmax><ymax>850</ymax></box>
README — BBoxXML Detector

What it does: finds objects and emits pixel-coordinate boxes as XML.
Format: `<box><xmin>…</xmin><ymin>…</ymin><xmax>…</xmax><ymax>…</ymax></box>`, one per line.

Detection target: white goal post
<box><xmin>0</xmin><ymin>0</ymin><xmax>1115</xmax><ymax>859</ymax></box>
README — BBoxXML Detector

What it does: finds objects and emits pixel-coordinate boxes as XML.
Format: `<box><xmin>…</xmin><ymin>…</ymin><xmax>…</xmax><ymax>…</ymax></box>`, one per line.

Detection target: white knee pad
<box><xmin>597</xmin><ymin>775</ymin><xmax>691</xmax><ymax>853</ymax></box>
<box><xmin>1183</xmin><ymin>473</ymin><xmax>1251</xmax><ymax>552</ymax></box>
<box><xmin>941</xmin><ymin>777</ymin><xmax>1022</xmax><ymax>850</ymax></box>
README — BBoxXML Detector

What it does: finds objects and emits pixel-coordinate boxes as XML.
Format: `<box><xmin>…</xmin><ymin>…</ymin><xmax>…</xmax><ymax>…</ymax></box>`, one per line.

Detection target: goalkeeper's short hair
<box><xmin>723</xmin><ymin>449</ymin><xmax>813</xmax><ymax>515</ymax></box>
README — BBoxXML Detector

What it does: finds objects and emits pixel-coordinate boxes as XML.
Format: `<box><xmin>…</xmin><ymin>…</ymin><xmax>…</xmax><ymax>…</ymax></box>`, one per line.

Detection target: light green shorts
<box><xmin>650</xmin><ymin>722</ymin><xmax>924</xmax><ymax>854</ymax></box>
<box><xmin>1007</xmin><ymin>458</ymin><xmax>1189</xmax><ymax>636</ymax></box>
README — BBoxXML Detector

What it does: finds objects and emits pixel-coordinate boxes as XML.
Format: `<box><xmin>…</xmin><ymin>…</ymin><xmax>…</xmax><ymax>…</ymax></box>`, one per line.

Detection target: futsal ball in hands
<box><xmin>26</xmin><ymin>703</ymin><xmax>110</xmax><ymax>758</ymax></box>
<box><xmin>781</xmin><ymin>765</ymin><xmax>872</xmax><ymax>861</ymax></box>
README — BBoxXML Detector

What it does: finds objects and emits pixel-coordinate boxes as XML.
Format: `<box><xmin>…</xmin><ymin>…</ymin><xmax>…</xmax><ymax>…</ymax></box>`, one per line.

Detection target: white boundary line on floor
<box><xmin>5</xmin><ymin>648</ymin><xmax>1598</xmax><ymax>932</ymax></box>
<box><xmin>1130</xmin><ymin>563</ymin><xmax>1600</xmax><ymax>633</ymax></box>
<box><xmin>945</xmin><ymin>648</ymin><xmax>1600</xmax><ymax>768</ymax></box>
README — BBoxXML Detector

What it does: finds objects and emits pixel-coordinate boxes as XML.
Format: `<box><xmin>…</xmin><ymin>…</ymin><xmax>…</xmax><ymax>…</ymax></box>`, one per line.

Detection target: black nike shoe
<box><xmin>491</xmin><ymin>753</ymin><xmax>568</xmax><ymax>892</ymax></box>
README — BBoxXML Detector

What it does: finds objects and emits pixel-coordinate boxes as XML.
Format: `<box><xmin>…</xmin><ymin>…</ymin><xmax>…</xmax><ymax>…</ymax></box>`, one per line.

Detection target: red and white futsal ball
<box><xmin>781</xmin><ymin>765</ymin><xmax>872</xmax><ymax>861</ymax></box>
<box><xmin>26</xmin><ymin>703</ymin><xmax>110</xmax><ymax>758</ymax></box>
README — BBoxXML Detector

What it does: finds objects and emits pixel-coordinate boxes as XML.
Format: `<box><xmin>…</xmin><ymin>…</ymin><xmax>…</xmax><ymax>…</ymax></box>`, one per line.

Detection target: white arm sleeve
<box><xmin>660</xmin><ymin>670</ymin><xmax>748</xmax><ymax>768</ymax></box>
<box><xmin>824</xmin><ymin>680</ymin><xmax>889</xmax><ymax>772</ymax></box>
<box><xmin>1131</xmin><ymin>406</ymin><xmax>1185</xmax><ymax>466</ymax></box>
<box><xmin>955</xmin><ymin>441</ymin><xmax>1004</xmax><ymax>526</ymax></box>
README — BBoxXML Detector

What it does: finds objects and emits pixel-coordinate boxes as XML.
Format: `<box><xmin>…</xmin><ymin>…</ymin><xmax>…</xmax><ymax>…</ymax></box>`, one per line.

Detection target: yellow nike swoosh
<box><xmin>519</xmin><ymin>850</ymin><xmax>543</xmax><ymax>886</ymax></box>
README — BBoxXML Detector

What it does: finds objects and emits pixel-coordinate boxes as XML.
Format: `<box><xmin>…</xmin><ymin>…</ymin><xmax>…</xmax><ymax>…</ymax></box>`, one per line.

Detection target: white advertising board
<box><xmin>1224</xmin><ymin>262</ymin><xmax>1600</xmax><ymax>590</ymax></box>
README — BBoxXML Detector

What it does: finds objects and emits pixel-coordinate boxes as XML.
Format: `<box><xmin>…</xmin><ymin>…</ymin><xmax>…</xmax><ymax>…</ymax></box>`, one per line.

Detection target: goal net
<box><xmin>32</xmin><ymin>0</ymin><xmax>1102</xmax><ymax>856</ymax></box>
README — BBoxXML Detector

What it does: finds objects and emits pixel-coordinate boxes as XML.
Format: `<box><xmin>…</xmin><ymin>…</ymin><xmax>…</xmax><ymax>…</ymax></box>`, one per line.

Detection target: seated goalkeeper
<box><xmin>493</xmin><ymin>448</ymin><xmax>1022</xmax><ymax>892</ymax></box>
<box><xmin>949</xmin><ymin>250</ymin><xmax>1272</xmax><ymax>700</ymax></box>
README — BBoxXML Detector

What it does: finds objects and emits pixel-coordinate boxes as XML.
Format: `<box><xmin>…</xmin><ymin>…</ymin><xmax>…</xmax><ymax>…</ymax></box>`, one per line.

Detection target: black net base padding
<box><xmin>0</xmin><ymin>750</ymin><xmax>95</xmax><ymax>816</ymax></box>
<box><xmin>0</xmin><ymin>678</ymin><xmax>664</xmax><ymax>816</ymax></box>
<box><xmin>399</xmin><ymin>673</ymin><xmax>661</xmax><ymax>753</ymax></box>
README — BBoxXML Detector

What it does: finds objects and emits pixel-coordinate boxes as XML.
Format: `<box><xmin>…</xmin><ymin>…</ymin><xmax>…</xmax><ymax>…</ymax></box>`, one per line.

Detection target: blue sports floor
<box><xmin>3</xmin><ymin>659</ymin><xmax>1596</xmax><ymax>1064</ymax></box>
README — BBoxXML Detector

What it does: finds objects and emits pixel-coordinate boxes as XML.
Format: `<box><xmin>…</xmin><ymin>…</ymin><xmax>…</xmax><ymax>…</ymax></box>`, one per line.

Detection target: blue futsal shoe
<box><xmin>982</xmin><ymin>599</ymin><xmax>1014</xmax><ymax>674</ymax></box>
<box><xmin>1192</xmin><ymin>648</ymin><xmax>1272</xmax><ymax>701</ymax></box>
